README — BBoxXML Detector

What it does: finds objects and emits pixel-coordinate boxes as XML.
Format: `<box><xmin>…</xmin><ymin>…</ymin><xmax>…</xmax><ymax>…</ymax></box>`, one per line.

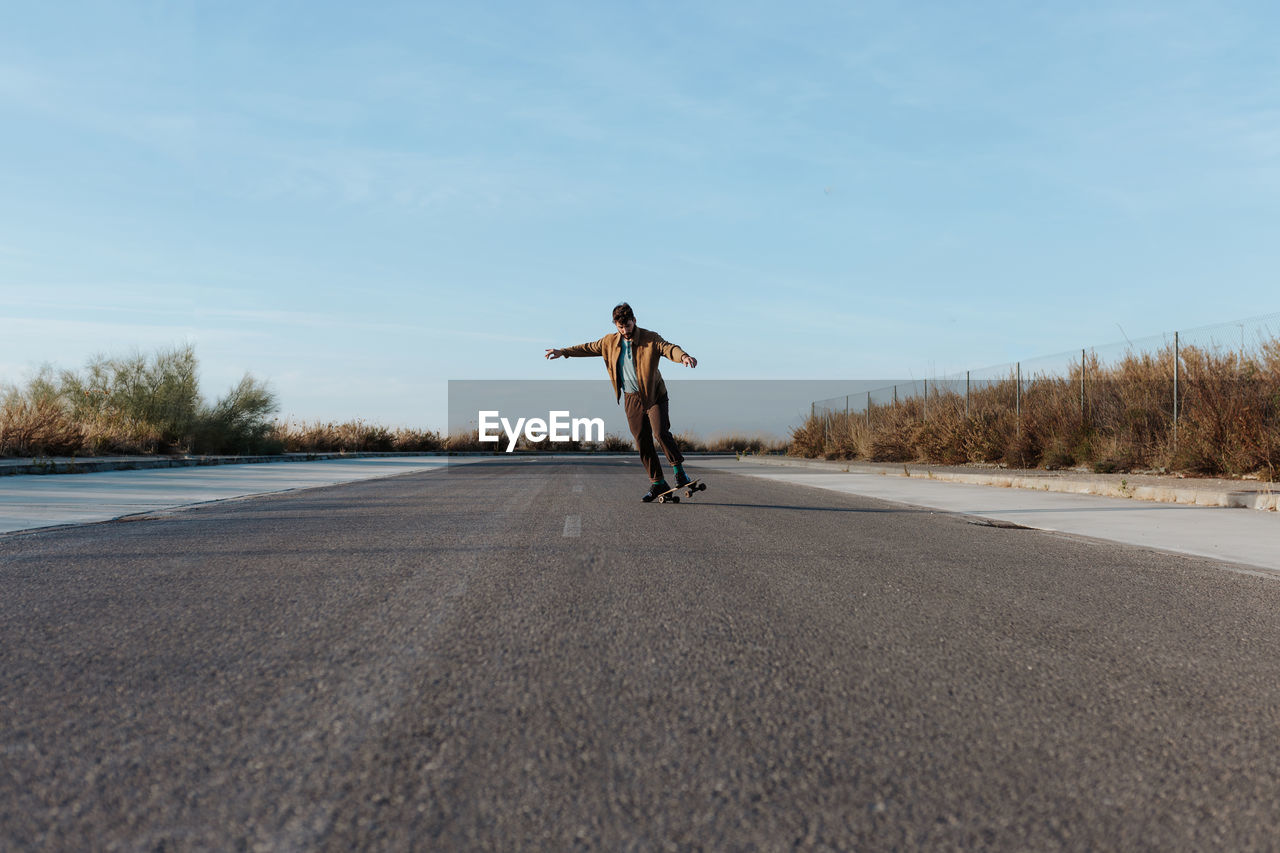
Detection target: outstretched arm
<box><xmin>547</xmin><ymin>338</ymin><xmax>605</xmax><ymax>360</ymax></box>
<box><xmin>656</xmin><ymin>336</ymin><xmax>697</xmax><ymax>368</ymax></box>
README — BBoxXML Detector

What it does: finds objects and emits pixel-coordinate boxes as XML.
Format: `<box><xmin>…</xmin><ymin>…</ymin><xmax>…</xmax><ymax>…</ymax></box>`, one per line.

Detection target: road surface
<box><xmin>3</xmin><ymin>457</ymin><xmax>1279</xmax><ymax>850</ymax></box>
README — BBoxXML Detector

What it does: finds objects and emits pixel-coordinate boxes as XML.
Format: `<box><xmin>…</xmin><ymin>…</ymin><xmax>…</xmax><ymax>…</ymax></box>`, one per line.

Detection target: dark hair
<box><xmin>611</xmin><ymin>302</ymin><xmax>635</xmax><ymax>325</ymax></box>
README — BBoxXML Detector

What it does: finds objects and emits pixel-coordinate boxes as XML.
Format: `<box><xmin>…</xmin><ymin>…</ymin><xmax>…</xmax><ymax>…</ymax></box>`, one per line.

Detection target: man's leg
<box><xmin>647</xmin><ymin>396</ymin><xmax>688</xmax><ymax>484</ymax></box>
<box><xmin>625</xmin><ymin>393</ymin><xmax>663</xmax><ymax>484</ymax></box>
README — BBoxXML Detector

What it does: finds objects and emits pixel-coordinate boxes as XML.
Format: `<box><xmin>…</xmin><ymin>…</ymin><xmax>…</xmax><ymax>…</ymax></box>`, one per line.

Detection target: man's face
<box><xmin>615</xmin><ymin>318</ymin><xmax>636</xmax><ymax>340</ymax></box>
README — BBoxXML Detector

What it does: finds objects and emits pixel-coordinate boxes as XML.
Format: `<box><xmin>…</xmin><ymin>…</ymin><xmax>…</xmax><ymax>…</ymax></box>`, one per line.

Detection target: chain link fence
<box><xmin>807</xmin><ymin>312</ymin><xmax>1280</xmax><ymax>473</ymax></box>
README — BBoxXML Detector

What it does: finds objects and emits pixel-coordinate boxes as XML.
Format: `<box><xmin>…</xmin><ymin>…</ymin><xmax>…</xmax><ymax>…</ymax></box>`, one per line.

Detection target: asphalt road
<box><xmin>3</xmin><ymin>457</ymin><xmax>1280</xmax><ymax>850</ymax></box>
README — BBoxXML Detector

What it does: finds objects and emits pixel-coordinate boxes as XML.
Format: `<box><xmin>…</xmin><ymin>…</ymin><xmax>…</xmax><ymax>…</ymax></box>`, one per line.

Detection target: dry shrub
<box><xmin>1088</xmin><ymin>434</ymin><xmax>1143</xmax><ymax>473</ymax></box>
<box><xmin>675</xmin><ymin>431</ymin><xmax>707</xmax><ymax>453</ymax></box>
<box><xmin>0</xmin><ymin>395</ymin><xmax>84</xmax><ymax>456</ymax></box>
<box><xmin>703</xmin><ymin>432</ymin><xmax>788</xmax><ymax>454</ymax></box>
<box><xmin>80</xmin><ymin>414</ymin><xmax>165</xmax><ymax>456</ymax></box>
<box><xmin>786</xmin><ymin>411</ymin><xmax>881</xmax><ymax>459</ymax></box>
<box><xmin>1000</xmin><ymin>426</ymin><xmax>1040</xmax><ymax>470</ymax></box>
<box><xmin>781</xmin><ymin>336</ymin><xmax>1280</xmax><ymax>477</ymax></box>
<box><xmin>444</xmin><ymin>431</ymin><xmax>486</xmax><ymax>452</ymax></box>
<box><xmin>275</xmin><ymin>420</ymin><xmax>443</xmax><ymax>453</ymax></box>
<box><xmin>599</xmin><ymin>433</ymin><xmax>633</xmax><ymax>452</ymax></box>
<box><xmin>393</xmin><ymin>429</ymin><xmax>445</xmax><ymax>452</ymax></box>
<box><xmin>1174</xmin><ymin>347</ymin><xmax>1280</xmax><ymax>475</ymax></box>
<box><xmin>677</xmin><ymin>432</ymin><xmax>790</xmax><ymax>455</ymax></box>
<box><xmin>1016</xmin><ymin>374</ymin><xmax>1080</xmax><ymax>469</ymax></box>
<box><xmin>964</xmin><ymin>377</ymin><xmax>1019</xmax><ymax>464</ymax></box>
<box><xmin>790</xmin><ymin>340</ymin><xmax>1280</xmax><ymax>477</ymax></box>
<box><xmin>962</xmin><ymin>410</ymin><xmax>1016</xmax><ymax>463</ymax></box>
<box><xmin>788</xmin><ymin>415</ymin><xmax>827</xmax><ymax>457</ymax></box>
<box><xmin>868</xmin><ymin>402</ymin><xmax>919</xmax><ymax>462</ymax></box>
<box><xmin>819</xmin><ymin>415</ymin><xmax>864</xmax><ymax>459</ymax></box>
<box><xmin>1087</xmin><ymin>349</ymin><xmax>1175</xmax><ymax>469</ymax></box>
<box><xmin>914</xmin><ymin>393</ymin><xmax>968</xmax><ymax>464</ymax></box>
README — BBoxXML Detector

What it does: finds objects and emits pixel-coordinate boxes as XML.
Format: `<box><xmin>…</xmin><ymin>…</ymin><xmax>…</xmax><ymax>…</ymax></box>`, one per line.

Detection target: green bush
<box><xmin>191</xmin><ymin>374</ymin><xmax>280</xmax><ymax>455</ymax></box>
<box><xmin>60</xmin><ymin>346</ymin><xmax>200</xmax><ymax>448</ymax></box>
<box><xmin>1</xmin><ymin>347</ymin><xmax>280</xmax><ymax>457</ymax></box>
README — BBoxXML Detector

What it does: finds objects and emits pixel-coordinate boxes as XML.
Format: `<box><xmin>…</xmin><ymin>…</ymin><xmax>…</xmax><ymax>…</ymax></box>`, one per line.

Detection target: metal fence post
<box><xmin>965</xmin><ymin>371</ymin><xmax>970</xmax><ymax>418</ymax></box>
<box><xmin>1015</xmin><ymin>363</ymin><xmax>1021</xmax><ymax>435</ymax></box>
<box><xmin>923</xmin><ymin>379</ymin><xmax>928</xmax><ymax>422</ymax></box>
<box><xmin>1080</xmin><ymin>348</ymin><xmax>1086</xmax><ymax>422</ymax></box>
<box><xmin>866</xmin><ymin>391</ymin><xmax>872</xmax><ymax>427</ymax></box>
<box><xmin>1173</xmin><ymin>331</ymin><xmax>1180</xmax><ymax>448</ymax></box>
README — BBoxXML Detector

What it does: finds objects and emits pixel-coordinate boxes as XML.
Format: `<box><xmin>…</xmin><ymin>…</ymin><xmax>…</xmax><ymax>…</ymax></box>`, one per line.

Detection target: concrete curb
<box><xmin>734</xmin><ymin>455</ymin><xmax>1280</xmax><ymax>513</ymax></box>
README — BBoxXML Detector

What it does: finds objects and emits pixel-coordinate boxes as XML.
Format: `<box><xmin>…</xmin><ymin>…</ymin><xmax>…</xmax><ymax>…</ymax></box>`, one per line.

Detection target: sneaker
<box><xmin>642</xmin><ymin>481</ymin><xmax>670</xmax><ymax>502</ymax></box>
<box><xmin>674</xmin><ymin>470</ymin><xmax>692</xmax><ymax>489</ymax></box>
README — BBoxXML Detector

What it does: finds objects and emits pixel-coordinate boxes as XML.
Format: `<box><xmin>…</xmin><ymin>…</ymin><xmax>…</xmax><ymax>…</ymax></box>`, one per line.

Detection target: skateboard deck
<box><xmin>653</xmin><ymin>478</ymin><xmax>707</xmax><ymax>503</ymax></box>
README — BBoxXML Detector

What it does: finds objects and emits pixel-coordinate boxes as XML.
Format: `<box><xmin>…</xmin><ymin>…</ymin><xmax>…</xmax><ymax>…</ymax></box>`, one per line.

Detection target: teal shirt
<box><xmin>618</xmin><ymin>338</ymin><xmax>640</xmax><ymax>394</ymax></box>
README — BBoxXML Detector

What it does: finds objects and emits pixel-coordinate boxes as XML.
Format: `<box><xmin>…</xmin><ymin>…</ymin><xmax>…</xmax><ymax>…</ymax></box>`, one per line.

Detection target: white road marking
<box><xmin>563</xmin><ymin>515</ymin><xmax>582</xmax><ymax>537</ymax></box>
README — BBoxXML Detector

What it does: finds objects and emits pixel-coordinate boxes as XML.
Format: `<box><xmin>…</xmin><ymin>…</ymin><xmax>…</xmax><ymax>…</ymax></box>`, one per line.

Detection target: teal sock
<box><xmin>673</xmin><ymin>464</ymin><xmax>684</xmax><ymax>476</ymax></box>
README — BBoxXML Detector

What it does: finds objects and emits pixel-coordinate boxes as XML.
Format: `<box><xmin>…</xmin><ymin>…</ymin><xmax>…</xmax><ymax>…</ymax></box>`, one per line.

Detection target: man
<box><xmin>545</xmin><ymin>302</ymin><xmax>698</xmax><ymax>502</ymax></box>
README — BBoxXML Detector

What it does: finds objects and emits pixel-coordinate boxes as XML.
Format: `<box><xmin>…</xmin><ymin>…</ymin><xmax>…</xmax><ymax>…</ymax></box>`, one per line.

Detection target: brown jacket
<box><xmin>561</xmin><ymin>327</ymin><xmax>690</xmax><ymax>404</ymax></box>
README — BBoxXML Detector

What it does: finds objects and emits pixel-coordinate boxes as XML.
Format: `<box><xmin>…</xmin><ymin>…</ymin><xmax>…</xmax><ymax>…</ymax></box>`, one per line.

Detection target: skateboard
<box><xmin>654</xmin><ymin>478</ymin><xmax>707</xmax><ymax>504</ymax></box>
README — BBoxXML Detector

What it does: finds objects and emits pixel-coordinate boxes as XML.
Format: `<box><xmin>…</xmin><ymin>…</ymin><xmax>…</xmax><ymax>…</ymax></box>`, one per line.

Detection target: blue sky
<box><xmin>3</xmin><ymin>1</ymin><xmax>1278</xmax><ymax>429</ymax></box>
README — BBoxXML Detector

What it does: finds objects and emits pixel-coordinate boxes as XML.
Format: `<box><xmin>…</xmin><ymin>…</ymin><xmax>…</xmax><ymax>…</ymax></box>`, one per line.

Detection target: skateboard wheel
<box><xmin>657</xmin><ymin>495</ymin><xmax>666</xmax><ymax>503</ymax></box>
<box><xmin>671</xmin><ymin>496</ymin><xmax>680</xmax><ymax>503</ymax></box>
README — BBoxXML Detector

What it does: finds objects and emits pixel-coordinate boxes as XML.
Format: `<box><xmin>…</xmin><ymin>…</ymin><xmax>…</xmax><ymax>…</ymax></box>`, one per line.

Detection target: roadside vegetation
<box><xmin>436</xmin><ymin>430</ymin><xmax>787</xmax><ymax>454</ymax></box>
<box><xmin>1</xmin><ymin>346</ymin><xmax>280</xmax><ymax>457</ymax></box>
<box><xmin>790</xmin><ymin>342</ymin><xmax>1280</xmax><ymax>478</ymax></box>
<box><xmin>273</xmin><ymin>420</ymin><xmax>443</xmax><ymax>453</ymax></box>
<box><xmin>0</xmin><ymin>347</ymin><xmax>458</xmax><ymax>458</ymax></box>
<box><xmin>676</xmin><ymin>432</ymin><xmax>789</xmax><ymax>454</ymax></box>
<box><xmin>1</xmin><ymin>346</ymin><xmax>781</xmax><ymax>458</ymax></box>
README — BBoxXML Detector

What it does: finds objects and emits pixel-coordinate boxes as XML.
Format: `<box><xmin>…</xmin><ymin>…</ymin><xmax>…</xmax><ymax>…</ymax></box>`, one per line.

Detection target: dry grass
<box><xmin>79</xmin><ymin>414</ymin><xmax>167</xmax><ymax>456</ymax></box>
<box><xmin>792</xmin><ymin>343</ymin><xmax>1280</xmax><ymax>478</ymax></box>
<box><xmin>435</xmin><ymin>429</ymin><xmax>775</xmax><ymax>455</ymax></box>
<box><xmin>711</xmin><ymin>433</ymin><xmax>788</xmax><ymax>454</ymax></box>
<box><xmin>444</xmin><ymin>431</ymin><xmax>487</xmax><ymax>452</ymax></box>
<box><xmin>677</xmin><ymin>432</ymin><xmax>787</xmax><ymax>454</ymax></box>
<box><xmin>0</xmin><ymin>394</ymin><xmax>84</xmax><ymax>456</ymax></box>
<box><xmin>1173</xmin><ymin>345</ymin><xmax>1280</xmax><ymax>475</ymax></box>
<box><xmin>273</xmin><ymin>420</ymin><xmax>443</xmax><ymax>453</ymax></box>
<box><xmin>600</xmin><ymin>433</ymin><xmax>633</xmax><ymax>452</ymax></box>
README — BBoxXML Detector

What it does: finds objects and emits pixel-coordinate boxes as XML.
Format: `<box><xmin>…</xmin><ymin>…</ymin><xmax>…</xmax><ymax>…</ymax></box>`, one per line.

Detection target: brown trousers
<box><xmin>623</xmin><ymin>393</ymin><xmax>684</xmax><ymax>482</ymax></box>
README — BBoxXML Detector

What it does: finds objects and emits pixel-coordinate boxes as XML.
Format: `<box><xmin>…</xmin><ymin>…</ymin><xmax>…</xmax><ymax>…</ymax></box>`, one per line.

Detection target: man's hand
<box><xmin>682</xmin><ymin>354</ymin><xmax>697</xmax><ymax>368</ymax></box>
<box><xmin>545</xmin><ymin>348</ymin><xmax>565</xmax><ymax>359</ymax></box>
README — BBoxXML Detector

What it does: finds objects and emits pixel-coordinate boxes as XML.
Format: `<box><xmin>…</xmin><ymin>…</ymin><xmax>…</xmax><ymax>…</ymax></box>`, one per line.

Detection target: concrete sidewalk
<box><xmin>696</xmin><ymin>457</ymin><xmax>1280</xmax><ymax>575</ymax></box>
<box><xmin>0</xmin><ymin>457</ymin><xmax>464</xmax><ymax>535</ymax></box>
<box><xmin>735</xmin><ymin>455</ymin><xmax>1280</xmax><ymax>512</ymax></box>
